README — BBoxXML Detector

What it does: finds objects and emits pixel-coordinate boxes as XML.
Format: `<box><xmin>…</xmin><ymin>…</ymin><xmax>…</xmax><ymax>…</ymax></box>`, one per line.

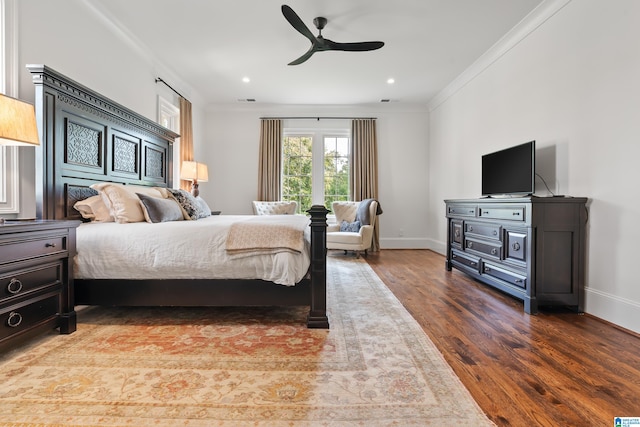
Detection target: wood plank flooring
<box><xmin>363</xmin><ymin>249</ymin><xmax>640</xmax><ymax>426</ymax></box>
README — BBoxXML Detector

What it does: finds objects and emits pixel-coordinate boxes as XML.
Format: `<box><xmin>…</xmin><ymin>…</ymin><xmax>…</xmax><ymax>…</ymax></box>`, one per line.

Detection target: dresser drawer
<box><xmin>0</xmin><ymin>263</ymin><xmax>62</xmax><ymax>301</ymax></box>
<box><xmin>0</xmin><ymin>294</ymin><xmax>60</xmax><ymax>342</ymax></box>
<box><xmin>450</xmin><ymin>249</ymin><xmax>480</xmax><ymax>272</ymax></box>
<box><xmin>450</xmin><ymin>220</ymin><xmax>463</xmax><ymax>247</ymax></box>
<box><xmin>479</xmin><ymin>206</ymin><xmax>525</xmax><ymax>222</ymax></box>
<box><xmin>465</xmin><ymin>237</ymin><xmax>502</xmax><ymax>260</ymax></box>
<box><xmin>483</xmin><ymin>263</ymin><xmax>527</xmax><ymax>289</ymax></box>
<box><xmin>506</xmin><ymin>231</ymin><xmax>527</xmax><ymax>262</ymax></box>
<box><xmin>447</xmin><ymin>205</ymin><xmax>477</xmax><ymax>217</ymax></box>
<box><xmin>0</xmin><ymin>233</ymin><xmax>68</xmax><ymax>265</ymax></box>
<box><xmin>465</xmin><ymin>222</ymin><xmax>501</xmax><ymax>241</ymax></box>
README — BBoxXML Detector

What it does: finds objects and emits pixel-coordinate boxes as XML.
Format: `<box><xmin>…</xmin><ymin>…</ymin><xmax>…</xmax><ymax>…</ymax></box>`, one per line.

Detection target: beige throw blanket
<box><xmin>225</xmin><ymin>215</ymin><xmax>309</xmax><ymax>259</ymax></box>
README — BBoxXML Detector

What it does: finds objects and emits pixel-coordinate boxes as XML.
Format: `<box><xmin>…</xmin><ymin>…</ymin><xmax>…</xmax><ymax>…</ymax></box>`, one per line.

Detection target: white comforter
<box><xmin>74</xmin><ymin>215</ymin><xmax>311</xmax><ymax>286</ymax></box>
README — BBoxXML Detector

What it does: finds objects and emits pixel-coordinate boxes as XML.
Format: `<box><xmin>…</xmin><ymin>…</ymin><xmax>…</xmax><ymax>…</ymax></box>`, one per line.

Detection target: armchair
<box><xmin>326</xmin><ymin>200</ymin><xmax>378</xmax><ymax>256</ymax></box>
<box><xmin>252</xmin><ymin>200</ymin><xmax>298</xmax><ymax>215</ymax></box>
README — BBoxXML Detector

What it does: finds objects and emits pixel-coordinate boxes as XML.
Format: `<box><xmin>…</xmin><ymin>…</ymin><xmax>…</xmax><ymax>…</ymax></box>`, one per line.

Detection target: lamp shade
<box><xmin>181</xmin><ymin>161</ymin><xmax>208</xmax><ymax>182</ymax></box>
<box><xmin>0</xmin><ymin>94</ymin><xmax>40</xmax><ymax>146</ymax></box>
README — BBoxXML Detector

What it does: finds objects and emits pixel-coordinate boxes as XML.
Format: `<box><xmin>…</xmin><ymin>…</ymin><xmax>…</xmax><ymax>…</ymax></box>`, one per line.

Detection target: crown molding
<box><xmin>427</xmin><ymin>0</ymin><xmax>572</xmax><ymax>112</ymax></box>
<box><xmin>80</xmin><ymin>0</ymin><xmax>203</xmax><ymax>107</ymax></box>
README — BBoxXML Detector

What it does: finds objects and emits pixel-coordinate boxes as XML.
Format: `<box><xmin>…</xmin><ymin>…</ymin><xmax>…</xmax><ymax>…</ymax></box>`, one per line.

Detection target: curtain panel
<box><xmin>351</xmin><ymin>119</ymin><xmax>381</xmax><ymax>251</ymax></box>
<box><xmin>179</xmin><ymin>97</ymin><xmax>194</xmax><ymax>191</ymax></box>
<box><xmin>257</xmin><ymin>119</ymin><xmax>282</xmax><ymax>201</ymax></box>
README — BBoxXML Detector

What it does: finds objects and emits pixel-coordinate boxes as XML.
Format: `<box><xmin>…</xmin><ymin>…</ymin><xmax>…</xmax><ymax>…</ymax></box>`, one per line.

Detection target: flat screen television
<box><xmin>481</xmin><ymin>140</ymin><xmax>535</xmax><ymax>197</ymax></box>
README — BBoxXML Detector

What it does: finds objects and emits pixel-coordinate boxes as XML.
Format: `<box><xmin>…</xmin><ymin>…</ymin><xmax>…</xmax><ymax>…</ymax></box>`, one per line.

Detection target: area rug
<box><xmin>0</xmin><ymin>257</ymin><xmax>493</xmax><ymax>426</ymax></box>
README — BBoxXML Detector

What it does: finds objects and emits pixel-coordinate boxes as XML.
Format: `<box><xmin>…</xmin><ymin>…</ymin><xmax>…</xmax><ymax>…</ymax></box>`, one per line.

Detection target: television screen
<box><xmin>481</xmin><ymin>141</ymin><xmax>535</xmax><ymax>196</ymax></box>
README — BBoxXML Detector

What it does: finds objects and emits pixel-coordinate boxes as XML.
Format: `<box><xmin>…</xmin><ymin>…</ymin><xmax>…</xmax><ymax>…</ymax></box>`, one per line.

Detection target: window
<box><xmin>157</xmin><ymin>95</ymin><xmax>179</xmax><ymax>130</ymax></box>
<box><xmin>323</xmin><ymin>136</ymin><xmax>350</xmax><ymax>207</ymax></box>
<box><xmin>282</xmin><ymin>131</ymin><xmax>350</xmax><ymax>214</ymax></box>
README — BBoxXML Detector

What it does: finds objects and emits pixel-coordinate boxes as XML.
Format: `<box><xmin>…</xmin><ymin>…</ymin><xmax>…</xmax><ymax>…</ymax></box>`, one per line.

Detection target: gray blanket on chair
<box><xmin>355</xmin><ymin>198</ymin><xmax>383</xmax><ymax>225</ymax></box>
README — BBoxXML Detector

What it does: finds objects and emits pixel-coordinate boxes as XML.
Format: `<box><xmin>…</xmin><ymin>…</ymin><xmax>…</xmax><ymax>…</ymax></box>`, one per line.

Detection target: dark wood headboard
<box><xmin>27</xmin><ymin>65</ymin><xmax>179</xmax><ymax>220</ymax></box>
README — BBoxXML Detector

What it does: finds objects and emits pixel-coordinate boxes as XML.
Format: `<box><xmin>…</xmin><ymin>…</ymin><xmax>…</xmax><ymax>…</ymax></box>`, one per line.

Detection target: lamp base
<box><xmin>191</xmin><ymin>182</ymin><xmax>200</xmax><ymax>198</ymax></box>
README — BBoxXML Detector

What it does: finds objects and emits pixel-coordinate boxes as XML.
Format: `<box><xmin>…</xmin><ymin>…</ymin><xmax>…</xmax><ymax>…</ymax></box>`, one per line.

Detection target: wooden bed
<box><xmin>27</xmin><ymin>64</ymin><xmax>329</xmax><ymax>329</ymax></box>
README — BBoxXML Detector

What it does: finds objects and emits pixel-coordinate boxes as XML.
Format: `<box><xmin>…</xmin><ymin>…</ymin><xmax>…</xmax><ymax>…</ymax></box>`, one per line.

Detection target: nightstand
<box><xmin>0</xmin><ymin>220</ymin><xmax>80</xmax><ymax>352</ymax></box>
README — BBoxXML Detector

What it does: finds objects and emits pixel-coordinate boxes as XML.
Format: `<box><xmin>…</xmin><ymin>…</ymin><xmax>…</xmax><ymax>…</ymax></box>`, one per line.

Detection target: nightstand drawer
<box><xmin>0</xmin><ymin>263</ymin><xmax>62</xmax><ymax>300</ymax></box>
<box><xmin>0</xmin><ymin>294</ymin><xmax>59</xmax><ymax>342</ymax></box>
<box><xmin>0</xmin><ymin>234</ymin><xmax>67</xmax><ymax>264</ymax></box>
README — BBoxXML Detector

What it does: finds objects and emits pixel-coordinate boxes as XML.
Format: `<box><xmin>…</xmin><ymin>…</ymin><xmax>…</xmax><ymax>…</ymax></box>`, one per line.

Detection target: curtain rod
<box><xmin>155</xmin><ymin>77</ymin><xmax>187</xmax><ymax>101</ymax></box>
<box><xmin>260</xmin><ymin>116</ymin><xmax>377</xmax><ymax>121</ymax></box>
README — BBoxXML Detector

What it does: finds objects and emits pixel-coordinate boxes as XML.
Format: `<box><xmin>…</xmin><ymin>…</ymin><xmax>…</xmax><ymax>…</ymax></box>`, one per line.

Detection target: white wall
<box><xmin>428</xmin><ymin>0</ymin><xmax>640</xmax><ymax>333</ymax></box>
<box><xmin>13</xmin><ymin>0</ymin><xmax>206</xmax><ymax>217</ymax></box>
<box><xmin>201</xmin><ymin>104</ymin><xmax>430</xmax><ymax>248</ymax></box>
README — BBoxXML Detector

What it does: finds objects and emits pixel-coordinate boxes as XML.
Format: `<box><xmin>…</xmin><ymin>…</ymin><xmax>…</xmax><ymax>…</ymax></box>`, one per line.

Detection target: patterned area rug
<box><xmin>0</xmin><ymin>257</ymin><xmax>493</xmax><ymax>426</ymax></box>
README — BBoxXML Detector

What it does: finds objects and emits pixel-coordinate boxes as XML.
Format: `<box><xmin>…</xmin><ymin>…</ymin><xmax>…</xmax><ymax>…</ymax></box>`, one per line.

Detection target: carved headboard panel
<box><xmin>27</xmin><ymin>65</ymin><xmax>179</xmax><ymax>221</ymax></box>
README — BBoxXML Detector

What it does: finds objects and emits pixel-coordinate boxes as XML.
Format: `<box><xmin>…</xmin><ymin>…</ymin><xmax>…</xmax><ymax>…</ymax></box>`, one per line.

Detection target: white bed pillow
<box><xmin>73</xmin><ymin>194</ymin><xmax>114</xmax><ymax>222</ymax></box>
<box><xmin>91</xmin><ymin>183</ymin><xmax>150</xmax><ymax>223</ymax></box>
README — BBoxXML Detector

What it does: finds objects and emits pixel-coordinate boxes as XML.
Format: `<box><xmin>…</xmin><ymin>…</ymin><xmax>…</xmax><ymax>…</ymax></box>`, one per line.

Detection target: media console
<box><xmin>445</xmin><ymin>196</ymin><xmax>588</xmax><ymax>314</ymax></box>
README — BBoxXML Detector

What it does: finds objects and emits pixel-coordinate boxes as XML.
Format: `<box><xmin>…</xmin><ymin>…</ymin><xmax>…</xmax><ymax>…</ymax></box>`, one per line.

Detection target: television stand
<box><xmin>445</xmin><ymin>196</ymin><xmax>588</xmax><ymax>314</ymax></box>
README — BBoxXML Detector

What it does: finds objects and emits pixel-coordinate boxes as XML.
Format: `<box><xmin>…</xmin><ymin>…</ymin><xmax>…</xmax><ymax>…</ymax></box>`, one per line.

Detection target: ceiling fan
<box><xmin>281</xmin><ymin>4</ymin><xmax>385</xmax><ymax>66</ymax></box>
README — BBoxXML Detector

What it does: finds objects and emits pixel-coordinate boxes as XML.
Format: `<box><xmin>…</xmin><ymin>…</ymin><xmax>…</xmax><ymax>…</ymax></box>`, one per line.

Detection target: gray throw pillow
<box><xmin>137</xmin><ymin>193</ymin><xmax>184</xmax><ymax>223</ymax></box>
<box><xmin>340</xmin><ymin>220</ymin><xmax>361</xmax><ymax>232</ymax></box>
<box><xmin>195</xmin><ymin>196</ymin><xmax>212</xmax><ymax>218</ymax></box>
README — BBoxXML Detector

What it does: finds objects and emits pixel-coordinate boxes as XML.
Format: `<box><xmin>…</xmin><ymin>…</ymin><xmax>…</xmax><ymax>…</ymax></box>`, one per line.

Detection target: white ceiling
<box><xmin>89</xmin><ymin>0</ymin><xmax>543</xmax><ymax>106</ymax></box>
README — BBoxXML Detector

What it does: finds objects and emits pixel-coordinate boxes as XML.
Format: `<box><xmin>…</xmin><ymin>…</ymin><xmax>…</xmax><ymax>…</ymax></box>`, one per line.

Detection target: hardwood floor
<box><xmin>364</xmin><ymin>249</ymin><xmax>640</xmax><ymax>426</ymax></box>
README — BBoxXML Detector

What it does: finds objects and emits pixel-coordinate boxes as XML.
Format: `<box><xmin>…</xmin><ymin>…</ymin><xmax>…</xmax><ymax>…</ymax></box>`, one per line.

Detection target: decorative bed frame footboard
<box><xmin>28</xmin><ymin>64</ymin><xmax>329</xmax><ymax>329</ymax></box>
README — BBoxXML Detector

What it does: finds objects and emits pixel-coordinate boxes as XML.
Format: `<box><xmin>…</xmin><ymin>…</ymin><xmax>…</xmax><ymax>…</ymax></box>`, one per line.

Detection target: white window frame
<box><xmin>282</xmin><ymin>127</ymin><xmax>350</xmax><ymax>210</ymax></box>
<box><xmin>157</xmin><ymin>95</ymin><xmax>180</xmax><ymax>187</ymax></box>
<box><xmin>157</xmin><ymin>95</ymin><xmax>180</xmax><ymax>131</ymax></box>
<box><xmin>0</xmin><ymin>0</ymin><xmax>20</xmax><ymax>215</ymax></box>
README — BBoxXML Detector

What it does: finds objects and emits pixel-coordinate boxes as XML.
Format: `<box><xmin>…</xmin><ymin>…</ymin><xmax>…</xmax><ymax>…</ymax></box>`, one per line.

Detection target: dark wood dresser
<box><xmin>445</xmin><ymin>196</ymin><xmax>588</xmax><ymax>314</ymax></box>
<box><xmin>0</xmin><ymin>220</ymin><xmax>80</xmax><ymax>351</ymax></box>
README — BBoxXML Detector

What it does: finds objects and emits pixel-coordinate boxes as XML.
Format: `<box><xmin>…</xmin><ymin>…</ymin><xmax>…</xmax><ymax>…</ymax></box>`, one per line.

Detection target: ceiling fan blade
<box><xmin>288</xmin><ymin>47</ymin><xmax>316</xmax><ymax>66</ymax></box>
<box><xmin>281</xmin><ymin>5</ymin><xmax>316</xmax><ymax>44</ymax></box>
<box><xmin>325</xmin><ymin>40</ymin><xmax>385</xmax><ymax>52</ymax></box>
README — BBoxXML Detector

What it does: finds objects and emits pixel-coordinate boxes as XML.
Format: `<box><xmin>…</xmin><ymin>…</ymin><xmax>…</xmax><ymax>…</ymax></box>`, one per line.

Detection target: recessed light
<box><xmin>242</xmin><ymin>77</ymin><xmax>251</xmax><ymax>83</ymax></box>
<box><xmin>387</xmin><ymin>78</ymin><xmax>395</xmax><ymax>84</ymax></box>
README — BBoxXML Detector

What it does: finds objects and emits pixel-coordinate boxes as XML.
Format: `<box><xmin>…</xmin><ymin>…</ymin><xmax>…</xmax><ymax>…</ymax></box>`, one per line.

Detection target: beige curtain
<box><xmin>257</xmin><ymin>119</ymin><xmax>283</xmax><ymax>201</ymax></box>
<box><xmin>179</xmin><ymin>97</ymin><xmax>194</xmax><ymax>191</ymax></box>
<box><xmin>351</xmin><ymin>119</ymin><xmax>381</xmax><ymax>251</ymax></box>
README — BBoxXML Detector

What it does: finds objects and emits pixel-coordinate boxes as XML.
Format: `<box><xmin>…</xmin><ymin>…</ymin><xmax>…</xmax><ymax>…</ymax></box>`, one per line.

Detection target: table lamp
<box><xmin>0</xmin><ymin>94</ymin><xmax>40</xmax><ymax>224</ymax></box>
<box><xmin>181</xmin><ymin>160</ymin><xmax>208</xmax><ymax>197</ymax></box>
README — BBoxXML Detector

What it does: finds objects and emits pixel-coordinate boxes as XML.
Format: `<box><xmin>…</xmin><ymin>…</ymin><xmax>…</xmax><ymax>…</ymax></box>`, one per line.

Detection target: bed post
<box><xmin>306</xmin><ymin>204</ymin><xmax>330</xmax><ymax>328</ymax></box>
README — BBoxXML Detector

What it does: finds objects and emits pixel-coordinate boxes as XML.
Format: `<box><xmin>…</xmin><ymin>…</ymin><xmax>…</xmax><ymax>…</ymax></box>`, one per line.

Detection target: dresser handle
<box><xmin>7</xmin><ymin>312</ymin><xmax>22</xmax><ymax>328</ymax></box>
<box><xmin>467</xmin><ymin>242</ymin><xmax>473</xmax><ymax>249</ymax></box>
<box><xmin>45</xmin><ymin>242</ymin><xmax>57</xmax><ymax>248</ymax></box>
<box><xmin>512</xmin><ymin>242</ymin><xmax>521</xmax><ymax>251</ymax></box>
<box><xmin>7</xmin><ymin>278</ymin><xmax>23</xmax><ymax>294</ymax></box>
<box><xmin>491</xmin><ymin>248</ymin><xmax>497</xmax><ymax>255</ymax></box>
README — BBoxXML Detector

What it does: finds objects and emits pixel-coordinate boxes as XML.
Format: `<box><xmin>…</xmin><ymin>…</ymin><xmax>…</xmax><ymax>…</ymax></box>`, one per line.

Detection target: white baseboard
<box><xmin>380</xmin><ymin>237</ymin><xmax>447</xmax><ymax>253</ymax></box>
<box><xmin>584</xmin><ymin>287</ymin><xmax>640</xmax><ymax>335</ymax></box>
<box><xmin>380</xmin><ymin>237</ymin><xmax>429</xmax><ymax>249</ymax></box>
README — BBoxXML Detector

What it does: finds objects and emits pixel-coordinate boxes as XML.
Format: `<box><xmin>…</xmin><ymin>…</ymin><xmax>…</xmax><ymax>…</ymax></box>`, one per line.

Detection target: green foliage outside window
<box><xmin>282</xmin><ymin>135</ymin><xmax>349</xmax><ymax>214</ymax></box>
<box><xmin>323</xmin><ymin>136</ymin><xmax>350</xmax><ymax>209</ymax></box>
